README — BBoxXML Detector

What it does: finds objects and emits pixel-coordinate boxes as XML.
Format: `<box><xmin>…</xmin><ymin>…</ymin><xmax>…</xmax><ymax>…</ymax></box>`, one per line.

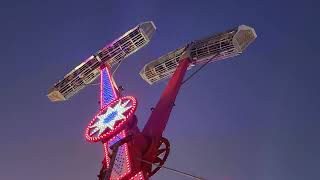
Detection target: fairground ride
<box><xmin>48</xmin><ymin>21</ymin><xmax>256</xmax><ymax>180</ymax></box>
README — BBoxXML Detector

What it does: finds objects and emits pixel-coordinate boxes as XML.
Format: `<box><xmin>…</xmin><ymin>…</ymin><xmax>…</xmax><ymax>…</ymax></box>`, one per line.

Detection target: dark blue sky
<box><xmin>1</xmin><ymin>0</ymin><xmax>319</xmax><ymax>179</ymax></box>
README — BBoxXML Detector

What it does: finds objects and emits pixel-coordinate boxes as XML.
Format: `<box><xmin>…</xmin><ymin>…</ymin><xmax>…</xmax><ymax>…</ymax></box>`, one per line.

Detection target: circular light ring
<box><xmin>85</xmin><ymin>96</ymin><xmax>137</xmax><ymax>142</ymax></box>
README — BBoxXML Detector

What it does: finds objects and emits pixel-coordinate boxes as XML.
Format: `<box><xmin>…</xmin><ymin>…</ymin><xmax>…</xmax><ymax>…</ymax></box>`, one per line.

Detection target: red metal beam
<box><xmin>142</xmin><ymin>57</ymin><xmax>191</xmax><ymax>138</ymax></box>
<box><xmin>140</xmin><ymin>57</ymin><xmax>191</xmax><ymax>174</ymax></box>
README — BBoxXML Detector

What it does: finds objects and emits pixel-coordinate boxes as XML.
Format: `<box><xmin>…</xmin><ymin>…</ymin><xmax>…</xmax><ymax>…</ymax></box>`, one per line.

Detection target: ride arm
<box><xmin>142</xmin><ymin>55</ymin><xmax>191</xmax><ymax>139</ymax></box>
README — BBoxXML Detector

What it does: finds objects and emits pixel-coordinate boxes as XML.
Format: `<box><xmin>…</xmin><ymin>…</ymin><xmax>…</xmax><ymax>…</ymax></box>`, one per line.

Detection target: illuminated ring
<box><xmin>85</xmin><ymin>96</ymin><xmax>137</xmax><ymax>142</ymax></box>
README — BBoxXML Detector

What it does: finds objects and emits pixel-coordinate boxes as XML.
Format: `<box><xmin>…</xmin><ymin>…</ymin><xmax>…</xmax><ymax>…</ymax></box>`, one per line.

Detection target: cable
<box><xmin>181</xmin><ymin>53</ymin><xmax>220</xmax><ymax>85</ymax></box>
<box><xmin>136</xmin><ymin>158</ymin><xmax>207</xmax><ymax>180</ymax></box>
<box><xmin>85</xmin><ymin>59</ymin><xmax>123</xmax><ymax>88</ymax></box>
<box><xmin>86</xmin><ymin>60</ymin><xmax>123</xmax><ymax>87</ymax></box>
<box><xmin>87</xmin><ymin>83</ymin><xmax>100</xmax><ymax>86</ymax></box>
<box><xmin>112</xmin><ymin>60</ymin><xmax>123</xmax><ymax>77</ymax></box>
<box><xmin>181</xmin><ymin>59</ymin><xmax>211</xmax><ymax>85</ymax></box>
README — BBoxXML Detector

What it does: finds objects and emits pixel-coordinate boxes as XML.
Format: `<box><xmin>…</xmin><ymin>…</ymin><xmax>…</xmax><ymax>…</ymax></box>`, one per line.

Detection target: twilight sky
<box><xmin>0</xmin><ymin>0</ymin><xmax>319</xmax><ymax>180</ymax></box>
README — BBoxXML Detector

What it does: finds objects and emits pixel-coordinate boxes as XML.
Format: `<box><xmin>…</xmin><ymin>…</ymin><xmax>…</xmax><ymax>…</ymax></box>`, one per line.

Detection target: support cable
<box><xmin>85</xmin><ymin>60</ymin><xmax>123</xmax><ymax>87</ymax></box>
<box><xmin>181</xmin><ymin>53</ymin><xmax>220</xmax><ymax>85</ymax></box>
<box><xmin>136</xmin><ymin>158</ymin><xmax>207</xmax><ymax>180</ymax></box>
<box><xmin>112</xmin><ymin>60</ymin><xmax>123</xmax><ymax>77</ymax></box>
<box><xmin>181</xmin><ymin>59</ymin><xmax>211</xmax><ymax>85</ymax></box>
<box><xmin>87</xmin><ymin>83</ymin><xmax>100</xmax><ymax>86</ymax></box>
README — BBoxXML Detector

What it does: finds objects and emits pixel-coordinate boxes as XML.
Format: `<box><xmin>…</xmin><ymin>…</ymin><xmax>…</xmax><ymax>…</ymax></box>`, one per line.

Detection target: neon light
<box><xmin>103</xmin><ymin>142</ymin><xmax>110</xmax><ymax>167</ymax></box>
<box><xmin>100</xmin><ymin>66</ymin><xmax>118</xmax><ymax>169</ymax></box>
<box><xmin>89</xmin><ymin>99</ymin><xmax>132</xmax><ymax>136</ymax></box>
<box><xmin>94</xmin><ymin>66</ymin><xmax>133</xmax><ymax>179</ymax></box>
<box><xmin>129</xmin><ymin>171</ymin><xmax>144</xmax><ymax>180</ymax></box>
<box><xmin>85</xmin><ymin>96</ymin><xmax>137</xmax><ymax>142</ymax></box>
<box><xmin>102</xmin><ymin>130</ymin><xmax>132</xmax><ymax>180</ymax></box>
<box><xmin>100</xmin><ymin>66</ymin><xmax>118</xmax><ymax>107</ymax></box>
<box><xmin>115</xmin><ymin>131</ymin><xmax>132</xmax><ymax>180</ymax></box>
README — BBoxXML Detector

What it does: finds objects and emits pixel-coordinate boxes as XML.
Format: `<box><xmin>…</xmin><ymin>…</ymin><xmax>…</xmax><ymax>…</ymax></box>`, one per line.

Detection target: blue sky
<box><xmin>0</xmin><ymin>0</ymin><xmax>319</xmax><ymax>179</ymax></box>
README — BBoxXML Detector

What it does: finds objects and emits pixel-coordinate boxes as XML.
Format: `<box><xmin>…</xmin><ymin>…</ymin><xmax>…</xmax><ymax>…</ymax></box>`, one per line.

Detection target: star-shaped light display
<box><xmin>90</xmin><ymin>100</ymin><xmax>131</xmax><ymax>136</ymax></box>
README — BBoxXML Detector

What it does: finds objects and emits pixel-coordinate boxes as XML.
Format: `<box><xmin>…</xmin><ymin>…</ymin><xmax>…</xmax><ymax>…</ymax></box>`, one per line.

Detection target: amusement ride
<box><xmin>48</xmin><ymin>21</ymin><xmax>257</xmax><ymax>180</ymax></box>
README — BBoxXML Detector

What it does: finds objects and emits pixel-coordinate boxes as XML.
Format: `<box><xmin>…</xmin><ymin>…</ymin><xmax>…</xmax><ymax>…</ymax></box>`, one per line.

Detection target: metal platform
<box><xmin>140</xmin><ymin>25</ymin><xmax>256</xmax><ymax>85</ymax></box>
<box><xmin>48</xmin><ymin>21</ymin><xmax>156</xmax><ymax>102</ymax></box>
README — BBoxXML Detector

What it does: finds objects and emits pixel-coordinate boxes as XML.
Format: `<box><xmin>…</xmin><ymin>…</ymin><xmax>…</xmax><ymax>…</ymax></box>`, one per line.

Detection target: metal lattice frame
<box><xmin>48</xmin><ymin>21</ymin><xmax>156</xmax><ymax>102</ymax></box>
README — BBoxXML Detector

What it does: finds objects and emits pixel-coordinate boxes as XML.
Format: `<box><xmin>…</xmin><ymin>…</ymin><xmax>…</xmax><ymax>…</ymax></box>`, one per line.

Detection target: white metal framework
<box><xmin>139</xmin><ymin>25</ymin><xmax>257</xmax><ymax>84</ymax></box>
<box><xmin>48</xmin><ymin>21</ymin><xmax>156</xmax><ymax>102</ymax></box>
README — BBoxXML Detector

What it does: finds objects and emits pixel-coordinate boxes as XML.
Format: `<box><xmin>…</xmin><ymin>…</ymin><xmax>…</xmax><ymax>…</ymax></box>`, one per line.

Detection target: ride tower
<box><xmin>48</xmin><ymin>22</ymin><xmax>257</xmax><ymax>180</ymax></box>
